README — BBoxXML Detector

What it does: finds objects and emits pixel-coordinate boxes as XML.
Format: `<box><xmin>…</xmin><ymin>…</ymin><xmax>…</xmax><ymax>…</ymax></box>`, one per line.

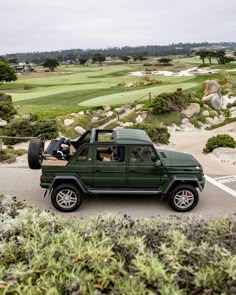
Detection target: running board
<box><xmin>88</xmin><ymin>189</ymin><xmax>162</xmax><ymax>195</ymax></box>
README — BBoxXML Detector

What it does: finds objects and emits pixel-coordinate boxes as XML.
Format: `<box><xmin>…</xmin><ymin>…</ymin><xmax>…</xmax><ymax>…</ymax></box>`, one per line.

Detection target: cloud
<box><xmin>1</xmin><ymin>0</ymin><xmax>236</xmax><ymax>54</ymax></box>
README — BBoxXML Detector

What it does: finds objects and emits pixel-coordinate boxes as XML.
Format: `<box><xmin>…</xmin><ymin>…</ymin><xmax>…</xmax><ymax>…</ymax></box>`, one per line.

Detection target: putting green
<box><xmin>79</xmin><ymin>82</ymin><xmax>198</xmax><ymax>106</ymax></box>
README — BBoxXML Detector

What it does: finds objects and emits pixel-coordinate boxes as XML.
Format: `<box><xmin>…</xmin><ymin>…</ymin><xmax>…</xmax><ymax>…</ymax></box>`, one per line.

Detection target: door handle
<box><xmin>96</xmin><ymin>169</ymin><xmax>101</xmax><ymax>173</ymax></box>
<box><xmin>130</xmin><ymin>170</ymin><xmax>137</xmax><ymax>173</ymax></box>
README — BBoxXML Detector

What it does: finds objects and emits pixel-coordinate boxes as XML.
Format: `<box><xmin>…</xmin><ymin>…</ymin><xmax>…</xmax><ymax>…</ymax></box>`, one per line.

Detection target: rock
<box><xmin>180</xmin><ymin>122</ymin><xmax>197</xmax><ymax>132</ymax></box>
<box><xmin>212</xmin><ymin>147</ymin><xmax>236</xmax><ymax>165</ymax></box>
<box><xmin>114</xmin><ymin>108</ymin><xmax>122</xmax><ymax>113</ymax></box>
<box><xmin>202</xmin><ymin>80</ymin><xmax>223</xmax><ymax>110</ymax></box>
<box><xmin>0</xmin><ymin>119</ymin><xmax>7</xmax><ymax>127</ymax></box>
<box><xmin>74</xmin><ymin>126</ymin><xmax>86</xmax><ymax>135</ymax></box>
<box><xmin>140</xmin><ymin>112</ymin><xmax>148</xmax><ymax>120</ymax></box>
<box><xmin>103</xmin><ymin>105</ymin><xmax>111</xmax><ymax>112</ymax></box>
<box><xmin>206</xmin><ymin>117</ymin><xmax>215</xmax><ymax>125</ymax></box>
<box><xmin>211</xmin><ymin>110</ymin><xmax>218</xmax><ymax>116</ymax></box>
<box><xmin>105</xmin><ymin>111</ymin><xmax>113</xmax><ymax>117</ymax></box>
<box><xmin>71</xmin><ymin>113</ymin><xmax>80</xmax><ymax>118</ymax></box>
<box><xmin>21</xmin><ymin>114</ymin><xmax>31</xmax><ymax>120</ymax></box>
<box><xmin>230</xmin><ymin>107</ymin><xmax>236</xmax><ymax>117</ymax></box>
<box><xmin>222</xmin><ymin>95</ymin><xmax>236</xmax><ymax>109</ymax></box>
<box><xmin>182</xmin><ymin>103</ymin><xmax>200</xmax><ymax>118</ymax></box>
<box><xmin>64</xmin><ymin>119</ymin><xmax>74</xmax><ymax>126</ymax></box>
<box><xmin>91</xmin><ymin>117</ymin><xmax>99</xmax><ymax>124</ymax></box>
<box><xmin>13</xmin><ymin>115</ymin><xmax>20</xmax><ymax>119</ymax></box>
<box><xmin>78</xmin><ymin>111</ymin><xmax>85</xmax><ymax>115</ymax></box>
<box><xmin>121</xmin><ymin>122</ymin><xmax>134</xmax><ymax>127</ymax></box>
<box><xmin>91</xmin><ymin>111</ymin><xmax>102</xmax><ymax>117</ymax></box>
<box><xmin>136</xmin><ymin>104</ymin><xmax>144</xmax><ymax>110</ymax></box>
<box><xmin>203</xmin><ymin>104</ymin><xmax>210</xmax><ymax>109</ymax></box>
<box><xmin>168</xmin><ymin>123</ymin><xmax>182</xmax><ymax>132</ymax></box>
<box><xmin>121</xmin><ymin>105</ymin><xmax>131</xmax><ymax>111</ymax></box>
<box><xmin>182</xmin><ymin>118</ymin><xmax>189</xmax><ymax>124</ymax></box>
<box><xmin>85</xmin><ymin>110</ymin><xmax>92</xmax><ymax>115</ymax></box>
<box><xmin>202</xmin><ymin>110</ymin><xmax>210</xmax><ymax>116</ymax></box>
<box><xmin>136</xmin><ymin>115</ymin><xmax>143</xmax><ymax>124</ymax></box>
<box><xmin>124</xmin><ymin>82</ymin><xmax>135</xmax><ymax>87</ymax></box>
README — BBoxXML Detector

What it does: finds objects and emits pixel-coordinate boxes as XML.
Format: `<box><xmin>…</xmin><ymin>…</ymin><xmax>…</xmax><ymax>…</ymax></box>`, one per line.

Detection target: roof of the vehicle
<box><xmin>113</xmin><ymin>128</ymin><xmax>152</xmax><ymax>145</ymax></box>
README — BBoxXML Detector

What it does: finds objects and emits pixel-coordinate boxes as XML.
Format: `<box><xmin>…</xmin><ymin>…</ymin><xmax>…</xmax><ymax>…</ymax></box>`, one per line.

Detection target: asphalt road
<box><xmin>1</xmin><ymin>167</ymin><xmax>236</xmax><ymax>219</ymax></box>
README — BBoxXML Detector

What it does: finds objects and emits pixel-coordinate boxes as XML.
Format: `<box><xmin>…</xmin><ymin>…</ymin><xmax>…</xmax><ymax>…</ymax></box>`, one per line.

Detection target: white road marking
<box><xmin>205</xmin><ymin>175</ymin><xmax>236</xmax><ymax>198</ymax></box>
<box><xmin>214</xmin><ymin>175</ymin><xmax>236</xmax><ymax>180</ymax></box>
<box><xmin>214</xmin><ymin>176</ymin><xmax>236</xmax><ymax>184</ymax></box>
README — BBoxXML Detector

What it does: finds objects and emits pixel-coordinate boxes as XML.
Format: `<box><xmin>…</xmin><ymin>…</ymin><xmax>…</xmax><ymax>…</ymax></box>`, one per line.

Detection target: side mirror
<box><xmin>154</xmin><ymin>160</ymin><xmax>162</xmax><ymax>167</ymax></box>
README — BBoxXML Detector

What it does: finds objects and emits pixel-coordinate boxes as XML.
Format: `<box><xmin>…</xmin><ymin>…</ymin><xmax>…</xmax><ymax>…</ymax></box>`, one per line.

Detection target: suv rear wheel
<box><xmin>51</xmin><ymin>183</ymin><xmax>81</xmax><ymax>212</ymax></box>
<box><xmin>168</xmin><ymin>184</ymin><xmax>199</xmax><ymax>212</ymax></box>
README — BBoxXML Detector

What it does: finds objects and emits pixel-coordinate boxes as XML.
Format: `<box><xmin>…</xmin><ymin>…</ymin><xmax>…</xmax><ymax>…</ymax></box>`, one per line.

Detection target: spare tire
<box><xmin>28</xmin><ymin>138</ymin><xmax>45</xmax><ymax>170</ymax></box>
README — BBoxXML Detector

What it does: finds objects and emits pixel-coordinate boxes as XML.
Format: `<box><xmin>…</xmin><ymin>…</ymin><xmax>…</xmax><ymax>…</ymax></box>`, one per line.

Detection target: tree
<box><xmin>214</xmin><ymin>50</ymin><xmax>226</xmax><ymax>64</ymax></box>
<box><xmin>78</xmin><ymin>57</ymin><xmax>88</xmax><ymax>66</ymax></box>
<box><xmin>119</xmin><ymin>56</ymin><xmax>130</xmax><ymax>63</ymax></box>
<box><xmin>158</xmin><ymin>58</ymin><xmax>173</xmax><ymax>64</ymax></box>
<box><xmin>42</xmin><ymin>58</ymin><xmax>59</xmax><ymax>72</ymax></box>
<box><xmin>0</xmin><ymin>61</ymin><xmax>17</xmax><ymax>84</ymax></box>
<box><xmin>92</xmin><ymin>53</ymin><xmax>106</xmax><ymax>66</ymax></box>
<box><xmin>133</xmin><ymin>55</ymin><xmax>147</xmax><ymax>61</ymax></box>
<box><xmin>195</xmin><ymin>50</ymin><xmax>209</xmax><ymax>65</ymax></box>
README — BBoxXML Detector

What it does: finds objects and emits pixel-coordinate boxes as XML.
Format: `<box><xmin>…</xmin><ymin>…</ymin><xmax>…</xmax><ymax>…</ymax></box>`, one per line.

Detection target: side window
<box><xmin>96</xmin><ymin>145</ymin><xmax>125</xmax><ymax>162</ymax></box>
<box><xmin>129</xmin><ymin>146</ymin><xmax>156</xmax><ymax>162</ymax></box>
<box><xmin>77</xmin><ymin>145</ymin><xmax>89</xmax><ymax>161</ymax></box>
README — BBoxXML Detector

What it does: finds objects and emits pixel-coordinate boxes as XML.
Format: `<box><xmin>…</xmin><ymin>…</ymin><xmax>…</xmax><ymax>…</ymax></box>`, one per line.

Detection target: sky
<box><xmin>1</xmin><ymin>0</ymin><xmax>236</xmax><ymax>55</ymax></box>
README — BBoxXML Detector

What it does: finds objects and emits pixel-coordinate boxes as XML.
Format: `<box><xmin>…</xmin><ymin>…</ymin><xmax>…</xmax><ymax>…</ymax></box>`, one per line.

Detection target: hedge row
<box><xmin>0</xmin><ymin>195</ymin><xmax>236</xmax><ymax>294</ymax></box>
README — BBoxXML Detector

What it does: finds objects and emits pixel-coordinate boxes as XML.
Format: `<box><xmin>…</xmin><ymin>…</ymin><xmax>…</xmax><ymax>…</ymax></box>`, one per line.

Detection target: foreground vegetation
<box><xmin>0</xmin><ymin>195</ymin><xmax>236</xmax><ymax>294</ymax></box>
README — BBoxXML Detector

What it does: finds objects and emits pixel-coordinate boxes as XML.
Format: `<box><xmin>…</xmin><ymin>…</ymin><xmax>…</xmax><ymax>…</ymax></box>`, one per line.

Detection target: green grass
<box><xmin>79</xmin><ymin>82</ymin><xmax>198</xmax><ymax>107</ymax></box>
<box><xmin>145</xmin><ymin>112</ymin><xmax>185</xmax><ymax>127</ymax></box>
<box><xmin>1</xmin><ymin>63</ymin><xmax>235</xmax><ymax>118</ymax></box>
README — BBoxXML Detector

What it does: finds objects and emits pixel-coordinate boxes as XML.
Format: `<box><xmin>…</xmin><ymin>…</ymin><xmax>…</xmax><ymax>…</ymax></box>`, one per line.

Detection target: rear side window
<box><xmin>77</xmin><ymin>145</ymin><xmax>89</xmax><ymax>161</ymax></box>
<box><xmin>96</xmin><ymin>145</ymin><xmax>125</xmax><ymax>162</ymax></box>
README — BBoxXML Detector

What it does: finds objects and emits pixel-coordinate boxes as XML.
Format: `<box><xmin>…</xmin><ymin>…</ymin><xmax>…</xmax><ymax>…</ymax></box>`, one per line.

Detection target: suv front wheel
<box><xmin>168</xmin><ymin>184</ymin><xmax>199</xmax><ymax>212</ymax></box>
<box><xmin>51</xmin><ymin>184</ymin><xmax>81</xmax><ymax>212</ymax></box>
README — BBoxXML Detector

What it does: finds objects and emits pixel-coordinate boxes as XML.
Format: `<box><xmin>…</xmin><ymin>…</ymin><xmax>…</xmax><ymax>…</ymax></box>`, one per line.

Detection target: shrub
<box><xmin>0</xmin><ymin>93</ymin><xmax>17</xmax><ymax>121</ymax></box>
<box><xmin>131</xmin><ymin>124</ymin><xmax>170</xmax><ymax>144</ymax></box>
<box><xmin>203</xmin><ymin>134</ymin><xmax>236</xmax><ymax>153</ymax></box>
<box><xmin>32</xmin><ymin>119</ymin><xmax>58</xmax><ymax>139</ymax></box>
<box><xmin>0</xmin><ymin>148</ymin><xmax>26</xmax><ymax>163</ymax></box>
<box><xmin>3</xmin><ymin>119</ymin><xmax>33</xmax><ymax>145</ymax></box>
<box><xmin>0</xmin><ymin>195</ymin><xmax>236</xmax><ymax>294</ymax></box>
<box><xmin>152</xmin><ymin>91</ymin><xmax>191</xmax><ymax>114</ymax></box>
<box><xmin>3</xmin><ymin>118</ymin><xmax>58</xmax><ymax>145</ymax></box>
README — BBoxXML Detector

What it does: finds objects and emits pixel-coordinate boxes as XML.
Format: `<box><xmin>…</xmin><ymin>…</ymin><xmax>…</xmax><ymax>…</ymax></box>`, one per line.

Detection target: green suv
<box><xmin>28</xmin><ymin>128</ymin><xmax>205</xmax><ymax>212</ymax></box>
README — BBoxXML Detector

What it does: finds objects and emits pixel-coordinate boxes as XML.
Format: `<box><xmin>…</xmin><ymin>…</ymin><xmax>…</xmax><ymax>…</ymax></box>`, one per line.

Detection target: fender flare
<box><xmin>164</xmin><ymin>176</ymin><xmax>203</xmax><ymax>194</ymax></box>
<box><xmin>49</xmin><ymin>176</ymin><xmax>87</xmax><ymax>194</ymax></box>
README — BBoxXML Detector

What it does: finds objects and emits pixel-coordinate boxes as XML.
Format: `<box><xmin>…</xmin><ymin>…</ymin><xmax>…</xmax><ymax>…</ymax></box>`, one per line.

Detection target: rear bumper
<box><xmin>40</xmin><ymin>182</ymin><xmax>50</xmax><ymax>189</ymax></box>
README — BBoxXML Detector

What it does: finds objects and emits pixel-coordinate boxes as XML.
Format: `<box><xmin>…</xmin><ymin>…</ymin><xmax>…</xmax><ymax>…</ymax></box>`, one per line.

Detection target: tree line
<box><xmin>194</xmin><ymin>49</ymin><xmax>236</xmax><ymax>65</ymax></box>
<box><xmin>2</xmin><ymin>42</ymin><xmax>236</xmax><ymax>63</ymax></box>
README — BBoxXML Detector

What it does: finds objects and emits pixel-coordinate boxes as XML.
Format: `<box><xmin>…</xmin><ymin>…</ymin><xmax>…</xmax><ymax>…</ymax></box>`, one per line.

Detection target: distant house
<box><xmin>14</xmin><ymin>63</ymin><xmax>34</xmax><ymax>73</ymax></box>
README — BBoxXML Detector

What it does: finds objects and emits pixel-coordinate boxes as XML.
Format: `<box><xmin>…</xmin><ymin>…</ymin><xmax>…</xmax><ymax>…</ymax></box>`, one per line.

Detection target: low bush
<box><xmin>0</xmin><ymin>148</ymin><xmax>26</xmax><ymax>163</ymax></box>
<box><xmin>203</xmin><ymin>134</ymin><xmax>236</xmax><ymax>153</ymax></box>
<box><xmin>3</xmin><ymin>118</ymin><xmax>58</xmax><ymax>145</ymax></box>
<box><xmin>0</xmin><ymin>195</ymin><xmax>236</xmax><ymax>294</ymax></box>
<box><xmin>152</xmin><ymin>91</ymin><xmax>191</xmax><ymax>114</ymax></box>
<box><xmin>131</xmin><ymin>124</ymin><xmax>170</xmax><ymax>144</ymax></box>
<box><xmin>0</xmin><ymin>93</ymin><xmax>17</xmax><ymax>121</ymax></box>
<box><xmin>32</xmin><ymin>119</ymin><xmax>58</xmax><ymax>139</ymax></box>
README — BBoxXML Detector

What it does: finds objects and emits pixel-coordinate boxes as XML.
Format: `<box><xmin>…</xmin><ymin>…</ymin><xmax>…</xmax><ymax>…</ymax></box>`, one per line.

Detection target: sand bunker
<box><xmin>130</xmin><ymin>67</ymin><xmax>218</xmax><ymax>77</ymax></box>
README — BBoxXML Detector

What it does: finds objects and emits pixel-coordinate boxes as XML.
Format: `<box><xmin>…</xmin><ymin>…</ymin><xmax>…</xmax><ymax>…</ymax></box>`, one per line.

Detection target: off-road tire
<box><xmin>168</xmin><ymin>184</ymin><xmax>199</xmax><ymax>212</ymax></box>
<box><xmin>28</xmin><ymin>138</ymin><xmax>45</xmax><ymax>170</ymax></box>
<box><xmin>51</xmin><ymin>183</ymin><xmax>81</xmax><ymax>212</ymax></box>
